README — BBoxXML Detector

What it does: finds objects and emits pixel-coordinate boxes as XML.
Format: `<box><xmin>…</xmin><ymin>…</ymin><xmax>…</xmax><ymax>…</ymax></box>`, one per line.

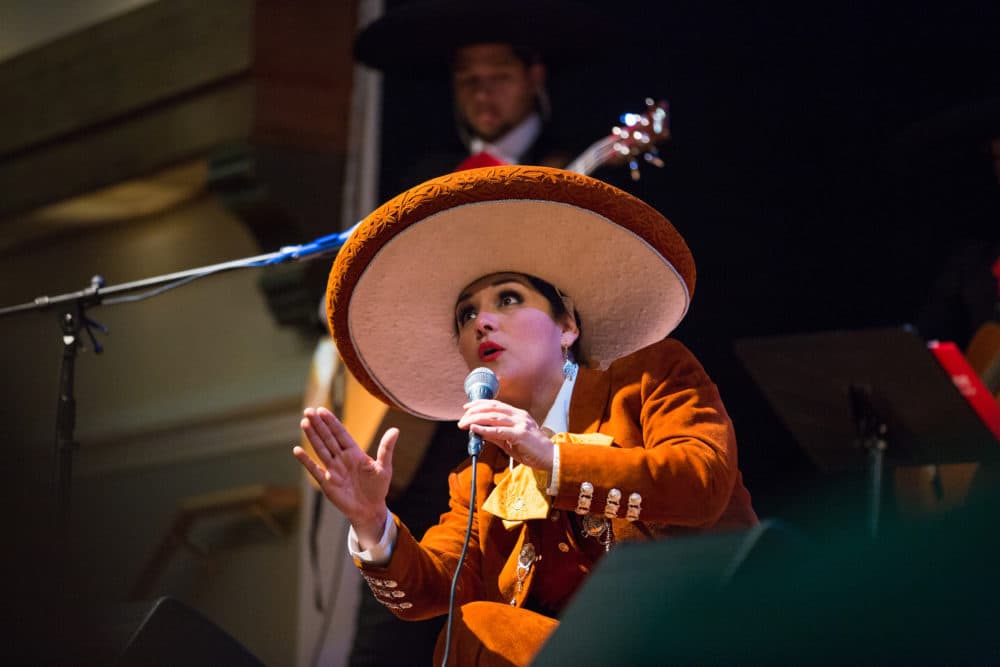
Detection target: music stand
<box><xmin>734</xmin><ymin>326</ymin><xmax>999</xmax><ymax>536</ymax></box>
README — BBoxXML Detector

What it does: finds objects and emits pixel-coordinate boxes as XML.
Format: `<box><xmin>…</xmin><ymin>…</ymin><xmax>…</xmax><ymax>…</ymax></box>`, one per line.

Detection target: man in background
<box><xmin>890</xmin><ymin>97</ymin><xmax>1000</xmax><ymax>515</ymax></box>
<box><xmin>352</xmin><ymin>0</ymin><xmax>618</xmax><ymax>194</ymax></box>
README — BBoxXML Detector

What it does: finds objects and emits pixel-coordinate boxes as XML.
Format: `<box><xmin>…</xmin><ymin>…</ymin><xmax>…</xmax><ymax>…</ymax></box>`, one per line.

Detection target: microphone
<box><xmin>463</xmin><ymin>367</ymin><xmax>499</xmax><ymax>455</ymax></box>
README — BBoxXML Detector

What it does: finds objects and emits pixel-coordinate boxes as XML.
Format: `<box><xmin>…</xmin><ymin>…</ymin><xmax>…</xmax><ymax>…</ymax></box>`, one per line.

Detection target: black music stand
<box><xmin>734</xmin><ymin>326</ymin><xmax>999</xmax><ymax>536</ymax></box>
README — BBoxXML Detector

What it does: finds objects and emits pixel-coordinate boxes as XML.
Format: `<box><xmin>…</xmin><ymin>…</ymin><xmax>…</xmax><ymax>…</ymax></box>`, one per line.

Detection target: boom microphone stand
<box><xmin>0</xmin><ymin>228</ymin><xmax>356</xmax><ymax>512</ymax></box>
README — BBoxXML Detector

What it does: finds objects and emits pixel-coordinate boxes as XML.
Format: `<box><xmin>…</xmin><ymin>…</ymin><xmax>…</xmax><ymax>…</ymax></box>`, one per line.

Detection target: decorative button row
<box><xmin>372</xmin><ymin>588</ymin><xmax>409</xmax><ymax>602</ymax></box>
<box><xmin>363</xmin><ymin>574</ymin><xmax>412</xmax><ymax>609</ymax></box>
<box><xmin>363</xmin><ymin>575</ymin><xmax>398</xmax><ymax>589</ymax></box>
<box><xmin>574</xmin><ymin>483</ymin><xmax>642</xmax><ymax>521</ymax></box>
<box><xmin>383</xmin><ymin>601</ymin><xmax>413</xmax><ymax>610</ymax></box>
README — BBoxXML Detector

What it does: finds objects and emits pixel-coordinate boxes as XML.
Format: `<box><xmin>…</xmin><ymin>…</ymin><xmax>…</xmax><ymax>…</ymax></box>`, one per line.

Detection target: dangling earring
<box><xmin>561</xmin><ymin>343</ymin><xmax>578</xmax><ymax>381</ymax></box>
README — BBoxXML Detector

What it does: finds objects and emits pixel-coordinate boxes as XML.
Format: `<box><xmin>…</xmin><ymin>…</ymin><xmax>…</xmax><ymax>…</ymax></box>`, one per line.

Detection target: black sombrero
<box><xmin>353</xmin><ymin>0</ymin><xmax>615</xmax><ymax>77</ymax></box>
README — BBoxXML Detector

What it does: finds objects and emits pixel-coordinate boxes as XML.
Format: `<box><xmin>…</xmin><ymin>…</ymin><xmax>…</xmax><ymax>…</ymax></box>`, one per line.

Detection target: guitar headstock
<box><xmin>611</xmin><ymin>98</ymin><xmax>670</xmax><ymax>181</ymax></box>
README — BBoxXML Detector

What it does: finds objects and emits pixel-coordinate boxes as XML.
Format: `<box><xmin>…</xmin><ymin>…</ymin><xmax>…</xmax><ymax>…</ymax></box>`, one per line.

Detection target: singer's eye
<box><xmin>456</xmin><ymin>305</ymin><xmax>476</xmax><ymax>326</ymax></box>
<box><xmin>498</xmin><ymin>290</ymin><xmax>522</xmax><ymax>307</ymax></box>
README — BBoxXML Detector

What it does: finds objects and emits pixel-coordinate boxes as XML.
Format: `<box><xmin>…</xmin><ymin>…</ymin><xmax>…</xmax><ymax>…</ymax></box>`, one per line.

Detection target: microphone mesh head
<box><xmin>464</xmin><ymin>367</ymin><xmax>499</xmax><ymax>401</ymax></box>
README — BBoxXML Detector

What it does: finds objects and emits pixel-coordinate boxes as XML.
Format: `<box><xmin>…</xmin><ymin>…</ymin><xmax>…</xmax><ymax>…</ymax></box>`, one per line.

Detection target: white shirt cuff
<box><xmin>348</xmin><ymin>511</ymin><xmax>397</xmax><ymax>566</ymax></box>
<box><xmin>546</xmin><ymin>443</ymin><xmax>561</xmax><ymax>496</ymax></box>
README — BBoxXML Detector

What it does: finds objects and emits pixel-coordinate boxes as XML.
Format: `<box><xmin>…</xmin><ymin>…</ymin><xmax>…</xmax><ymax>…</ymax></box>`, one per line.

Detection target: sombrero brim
<box><xmin>892</xmin><ymin>96</ymin><xmax>1000</xmax><ymax>158</ymax></box>
<box><xmin>353</xmin><ymin>0</ymin><xmax>615</xmax><ymax>76</ymax></box>
<box><xmin>327</xmin><ymin>165</ymin><xmax>695</xmax><ymax>421</ymax></box>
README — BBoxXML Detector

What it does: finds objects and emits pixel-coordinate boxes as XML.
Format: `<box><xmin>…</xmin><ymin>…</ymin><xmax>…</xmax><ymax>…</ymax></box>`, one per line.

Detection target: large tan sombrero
<box><xmin>327</xmin><ymin>165</ymin><xmax>695</xmax><ymax>421</ymax></box>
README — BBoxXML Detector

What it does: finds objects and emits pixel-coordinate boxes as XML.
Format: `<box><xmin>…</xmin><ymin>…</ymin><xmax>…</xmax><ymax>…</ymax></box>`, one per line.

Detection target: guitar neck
<box><xmin>564</xmin><ymin>136</ymin><xmax>617</xmax><ymax>176</ymax></box>
<box><xmin>562</xmin><ymin>99</ymin><xmax>670</xmax><ymax>179</ymax></box>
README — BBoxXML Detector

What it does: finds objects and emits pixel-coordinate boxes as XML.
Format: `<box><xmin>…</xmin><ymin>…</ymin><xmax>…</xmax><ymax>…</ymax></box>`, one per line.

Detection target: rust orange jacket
<box><xmin>357</xmin><ymin>337</ymin><xmax>758</xmax><ymax>618</ymax></box>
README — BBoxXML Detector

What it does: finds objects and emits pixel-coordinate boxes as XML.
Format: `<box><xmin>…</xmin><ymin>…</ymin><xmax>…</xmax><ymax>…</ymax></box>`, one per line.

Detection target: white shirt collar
<box><xmin>540</xmin><ymin>370</ymin><xmax>576</xmax><ymax>436</ymax></box>
<box><xmin>468</xmin><ymin>112</ymin><xmax>542</xmax><ymax>165</ymax></box>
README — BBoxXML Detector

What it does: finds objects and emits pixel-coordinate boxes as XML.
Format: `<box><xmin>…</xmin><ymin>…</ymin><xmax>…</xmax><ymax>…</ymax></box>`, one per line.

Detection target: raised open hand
<box><xmin>293</xmin><ymin>406</ymin><xmax>397</xmax><ymax>547</ymax></box>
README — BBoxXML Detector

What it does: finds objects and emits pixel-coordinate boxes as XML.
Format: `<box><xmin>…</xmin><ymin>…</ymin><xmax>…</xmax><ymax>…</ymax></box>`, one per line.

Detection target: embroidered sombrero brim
<box><xmin>327</xmin><ymin>165</ymin><xmax>695</xmax><ymax>421</ymax></box>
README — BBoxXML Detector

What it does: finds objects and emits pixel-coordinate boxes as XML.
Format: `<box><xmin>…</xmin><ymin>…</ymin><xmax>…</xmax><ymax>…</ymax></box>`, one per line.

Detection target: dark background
<box><xmin>377</xmin><ymin>0</ymin><xmax>1000</xmax><ymax>522</ymax></box>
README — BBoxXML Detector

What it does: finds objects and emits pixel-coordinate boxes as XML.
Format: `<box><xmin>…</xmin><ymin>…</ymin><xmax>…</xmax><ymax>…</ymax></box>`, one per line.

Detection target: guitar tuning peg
<box><xmin>647</xmin><ymin>100</ymin><xmax>669</xmax><ymax>128</ymax></box>
<box><xmin>631</xmin><ymin>130</ymin><xmax>650</xmax><ymax>145</ymax></box>
<box><xmin>644</xmin><ymin>152</ymin><xmax>665</xmax><ymax>169</ymax></box>
<box><xmin>620</xmin><ymin>111</ymin><xmax>650</xmax><ymax>128</ymax></box>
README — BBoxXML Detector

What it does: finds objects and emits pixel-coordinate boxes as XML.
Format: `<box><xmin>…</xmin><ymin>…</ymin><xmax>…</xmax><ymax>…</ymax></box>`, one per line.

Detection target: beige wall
<box><xmin>0</xmin><ymin>191</ymin><xmax>314</xmax><ymax>453</ymax></box>
<box><xmin>0</xmin><ymin>191</ymin><xmax>320</xmax><ymax>665</ymax></box>
<box><xmin>0</xmin><ymin>2</ymin><xmax>381</xmax><ymax>663</ymax></box>
<box><xmin>0</xmin><ymin>0</ymin><xmax>157</xmax><ymax>60</ymax></box>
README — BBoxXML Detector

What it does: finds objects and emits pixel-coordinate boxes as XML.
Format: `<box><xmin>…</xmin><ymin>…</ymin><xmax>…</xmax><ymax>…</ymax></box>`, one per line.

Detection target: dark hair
<box><xmin>525</xmin><ymin>274</ymin><xmax>583</xmax><ymax>363</ymax></box>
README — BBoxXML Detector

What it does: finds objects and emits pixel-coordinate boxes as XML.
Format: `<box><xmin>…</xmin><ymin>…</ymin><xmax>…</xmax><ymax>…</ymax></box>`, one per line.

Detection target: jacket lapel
<box><xmin>568</xmin><ymin>365</ymin><xmax>611</xmax><ymax>434</ymax></box>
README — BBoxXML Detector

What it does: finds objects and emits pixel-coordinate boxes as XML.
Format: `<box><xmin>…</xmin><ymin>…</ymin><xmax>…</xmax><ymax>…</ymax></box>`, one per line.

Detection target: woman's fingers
<box><xmin>295</xmin><ymin>410</ymin><xmax>397</xmax><ymax>527</ymax></box>
<box><xmin>301</xmin><ymin>410</ymin><xmax>339</xmax><ymax>468</ymax></box>
<box><xmin>460</xmin><ymin>399</ymin><xmax>513</xmax><ymax>419</ymax></box>
<box><xmin>458</xmin><ymin>407</ymin><xmax>515</xmax><ymax>430</ymax></box>
<box><xmin>302</xmin><ymin>406</ymin><xmax>360</xmax><ymax>461</ymax></box>
<box><xmin>469</xmin><ymin>423</ymin><xmax>506</xmax><ymax>439</ymax></box>
<box><xmin>293</xmin><ymin>445</ymin><xmax>330</xmax><ymax>485</ymax></box>
<box><xmin>375</xmin><ymin>427</ymin><xmax>399</xmax><ymax>470</ymax></box>
<box><xmin>318</xmin><ymin>407</ymin><xmax>361</xmax><ymax>452</ymax></box>
<box><xmin>308</xmin><ymin>407</ymin><xmax>344</xmax><ymax>448</ymax></box>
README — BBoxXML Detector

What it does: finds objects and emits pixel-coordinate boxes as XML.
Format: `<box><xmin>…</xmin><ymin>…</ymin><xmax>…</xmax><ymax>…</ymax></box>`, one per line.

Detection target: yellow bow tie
<box><xmin>482</xmin><ymin>463</ymin><xmax>552</xmax><ymax>530</ymax></box>
<box><xmin>482</xmin><ymin>432</ymin><xmax>615</xmax><ymax>529</ymax></box>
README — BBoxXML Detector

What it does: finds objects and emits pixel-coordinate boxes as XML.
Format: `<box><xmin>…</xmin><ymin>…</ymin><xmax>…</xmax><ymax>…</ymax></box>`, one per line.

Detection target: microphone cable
<box><xmin>440</xmin><ymin>454</ymin><xmax>479</xmax><ymax>667</ymax></box>
<box><xmin>440</xmin><ymin>367</ymin><xmax>496</xmax><ymax>665</ymax></box>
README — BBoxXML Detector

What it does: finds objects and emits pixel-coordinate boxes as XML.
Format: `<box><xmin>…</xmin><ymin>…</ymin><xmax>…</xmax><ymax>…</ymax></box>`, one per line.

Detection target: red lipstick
<box><xmin>478</xmin><ymin>341</ymin><xmax>504</xmax><ymax>362</ymax></box>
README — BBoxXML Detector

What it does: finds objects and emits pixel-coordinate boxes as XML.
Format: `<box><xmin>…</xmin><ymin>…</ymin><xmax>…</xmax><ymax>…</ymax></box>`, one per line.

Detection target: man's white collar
<box><xmin>469</xmin><ymin>112</ymin><xmax>542</xmax><ymax>165</ymax></box>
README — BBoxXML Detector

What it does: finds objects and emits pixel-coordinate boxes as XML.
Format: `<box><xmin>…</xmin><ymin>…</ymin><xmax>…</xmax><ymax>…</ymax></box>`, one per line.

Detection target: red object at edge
<box><xmin>929</xmin><ymin>340</ymin><xmax>1000</xmax><ymax>441</ymax></box>
<box><xmin>454</xmin><ymin>151</ymin><xmax>507</xmax><ymax>172</ymax></box>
